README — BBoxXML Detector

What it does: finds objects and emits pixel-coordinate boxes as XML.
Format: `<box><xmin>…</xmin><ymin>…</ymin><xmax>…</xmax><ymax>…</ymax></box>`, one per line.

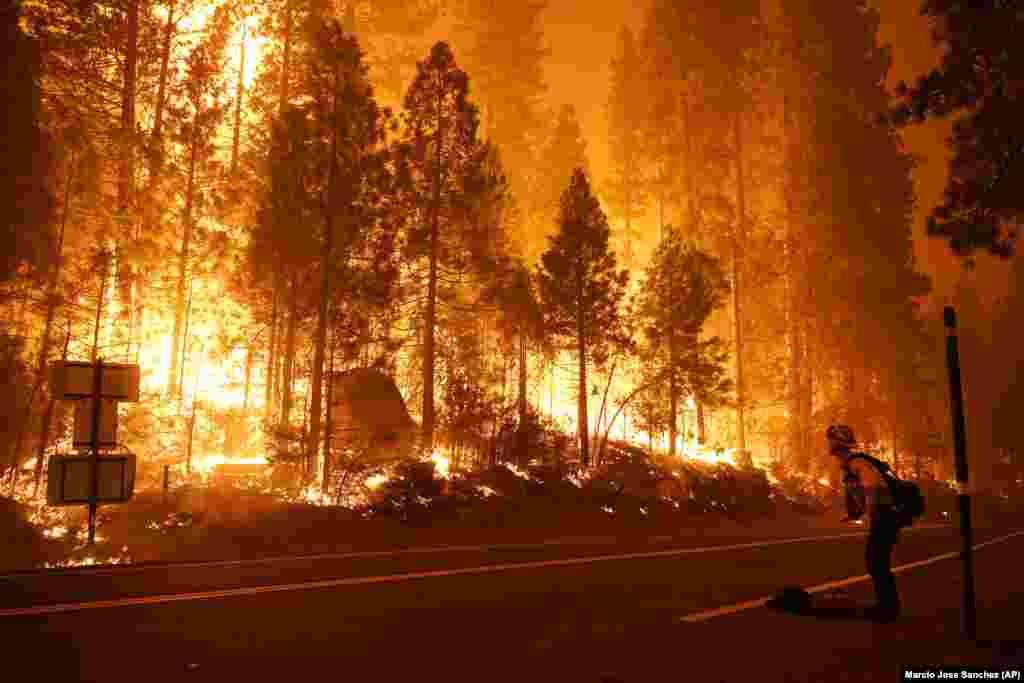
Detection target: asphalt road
<box><xmin>1</xmin><ymin>523</ymin><xmax>1020</xmax><ymax>682</ymax></box>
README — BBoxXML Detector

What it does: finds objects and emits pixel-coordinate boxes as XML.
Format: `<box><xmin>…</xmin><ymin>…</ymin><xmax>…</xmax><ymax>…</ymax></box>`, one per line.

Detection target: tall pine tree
<box><xmin>636</xmin><ymin>227</ymin><xmax>731</xmax><ymax>458</ymax></box>
<box><xmin>395</xmin><ymin>42</ymin><xmax>491</xmax><ymax>453</ymax></box>
<box><xmin>605</xmin><ymin>26</ymin><xmax>648</xmax><ymax>270</ymax></box>
<box><xmin>537</xmin><ymin>169</ymin><xmax>629</xmax><ymax>467</ymax></box>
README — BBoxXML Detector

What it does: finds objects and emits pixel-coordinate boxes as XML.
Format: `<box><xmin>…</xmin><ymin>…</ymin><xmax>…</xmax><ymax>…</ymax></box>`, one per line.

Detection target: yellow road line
<box><xmin>3</xmin><ymin>523</ymin><xmax>952</xmax><ymax>579</ymax></box>
<box><xmin>0</xmin><ymin>530</ymin><xmax>896</xmax><ymax>618</ymax></box>
<box><xmin>677</xmin><ymin>529</ymin><xmax>1024</xmax><ymax>623</ymax></box>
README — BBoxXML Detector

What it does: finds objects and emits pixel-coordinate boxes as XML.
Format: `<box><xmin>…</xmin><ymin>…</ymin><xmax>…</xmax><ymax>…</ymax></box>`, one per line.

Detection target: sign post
<box><xmin>48</xmin><ymin>360</ymin><xmax>140</xmax><ymax>545</ymax></box>
<box><xmin>943</xmin><ymin>306</ymin><xmax>977</xmax><ymax>640</ymax></box>
<box><xmin>88</xmin><ymin>359</ymin><xmax>103</xmax><ymax>546</ymax></box>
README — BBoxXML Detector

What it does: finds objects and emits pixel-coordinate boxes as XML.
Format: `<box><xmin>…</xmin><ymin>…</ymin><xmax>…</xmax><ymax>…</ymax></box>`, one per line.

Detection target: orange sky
<box><xmin>539</xmin><ymin>0</ymin><xmax>1012</xmax><ymax>315</ymax></box>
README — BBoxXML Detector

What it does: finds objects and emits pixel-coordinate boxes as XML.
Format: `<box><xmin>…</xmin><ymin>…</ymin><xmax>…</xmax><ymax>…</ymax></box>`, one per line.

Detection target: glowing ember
<box><xmin>46</xmin><ymin>556</ymin><xmax>96</xmax><ymax>568</ymax></box>
<box><xmin>572</xmin><ymin>468</ymin><xmax>593</xmax><ymax>487</ymax></box>
<box><xmin>42</xmin><ymin>548</ymin><xmax>132</xmax><ymax>569</ymax></box>
<box><xmin>476</xmin><ymin>485</ymin><xmax>497</xmax><ymax>498</ymax></box>
<box><xmin>503</xmin><ymin>462</ymin><xmax>531</xmax><ymax>480</ymax></box>
<box><xmin>294</xmin><ymin>485</ymin><xmax>331</xmax><ymax>506</ymax></box>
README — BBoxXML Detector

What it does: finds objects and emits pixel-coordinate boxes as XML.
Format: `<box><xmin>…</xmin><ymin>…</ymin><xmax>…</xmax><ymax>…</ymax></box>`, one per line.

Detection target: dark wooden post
<box><xmin>944</xmin><ymin>306</ymin><xmax>977</xmax><ymax>640</ymax></box>
<box><xmin>88</xmin><ymin>359</ymin><xmax>103</xmax><ymax>546</ymax></box>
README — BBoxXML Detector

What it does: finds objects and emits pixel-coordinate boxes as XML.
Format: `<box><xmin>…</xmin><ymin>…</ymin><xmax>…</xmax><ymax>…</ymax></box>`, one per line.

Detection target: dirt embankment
<box><xmin>2</xmin><ymin>470</ymin><xmax>1017</xmax><ymax>573</ymax></box>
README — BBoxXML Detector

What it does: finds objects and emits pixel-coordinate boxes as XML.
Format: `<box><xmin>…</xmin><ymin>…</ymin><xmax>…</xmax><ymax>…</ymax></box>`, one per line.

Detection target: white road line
<box><xmin>1</xmin><ymin>523</ymin><xmax>952</xmax><ymax>579</ymax></box>
<box><xmin>677</xmin><ymin>529</ymin><xmax>1024</xmax><ymax>623</ymax></box>
<box><xmin>0</xmin><ymin>529</ymin><xmax>935</xmax><ymax>618</ymax></box>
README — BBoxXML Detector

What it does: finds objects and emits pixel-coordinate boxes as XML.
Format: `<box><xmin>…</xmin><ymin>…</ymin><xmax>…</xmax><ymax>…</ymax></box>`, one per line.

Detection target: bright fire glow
<box><xmin>365</xmin><ymin>473</ymin><xmax>389</xmax><ymax>490</ymax></box>
<box><xmin>679</xmin><ymin>442</ymin><xmax>737</xmax><ymax>466</ymax></box>
<box><xmin>233</xmin><ymin>16</ymin><xmax>269</xmax><ymax>90</ymax></box>
<box><xmin>192</xmin><ymin>453</ymin><xmax>269</xmax><ymax>476</ymax></box>
<box><xmin>429</xmin><ymin>451</ymin><xmax>450</xmax><ymax>479</ymax></box>
<box><xmin>503</xmin><ymin>462</ymin><xmax>531</xmax><ymax>480</ymax></box>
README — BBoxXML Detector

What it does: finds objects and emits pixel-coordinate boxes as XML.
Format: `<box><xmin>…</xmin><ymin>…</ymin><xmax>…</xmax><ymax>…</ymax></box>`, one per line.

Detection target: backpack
<box><xmin>843</xmin><ymin>453</ymin><xmax>926</xmax><ymax>525</ymax></box>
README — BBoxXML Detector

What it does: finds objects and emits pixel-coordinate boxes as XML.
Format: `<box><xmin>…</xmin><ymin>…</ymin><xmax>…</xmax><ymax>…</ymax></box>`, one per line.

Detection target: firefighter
<box><xmin>826</xmin><ymin>424</ymin><xmax>902</xmax><ymax>621</ymax></box>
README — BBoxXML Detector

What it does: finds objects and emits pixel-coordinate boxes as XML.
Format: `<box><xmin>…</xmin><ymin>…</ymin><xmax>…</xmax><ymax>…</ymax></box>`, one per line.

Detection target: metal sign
<box><xmin>50</xmin><ymin>361</ymin><xmax>140</xmax><ymax>401</ymax></box>
<box><xmin>46</xmin><ymin>452</ymin><xmax>137</xmax><ymax>506</ymax></box>
<box><xmin>73</xmin><ymin>399</ymin><xmax>118</xmax><ymax>447</ymax></box>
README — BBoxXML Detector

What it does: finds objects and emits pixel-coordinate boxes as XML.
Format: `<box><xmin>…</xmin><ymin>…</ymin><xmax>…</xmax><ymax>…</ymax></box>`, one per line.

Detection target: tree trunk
<box><xmin>118</xmin><ymin>0</ymin><xmax>139</xmax><ymax>355</ymax></box>
<box><xmin>422</xmin><ymin>88</ymin><xmax>446</xmax><ymax>454</ymax></box>
<box><xmin>243</xmin><ymin>345</ymin><xmax>253</xmax><ymax>413</ymax></box>
<box><xmin>135</xmin><ymin>0</ymin><xmax>177</xmax><ymax>359</ymax></box>
<box><xmin>278</xmin><ymin>279</ymin><xmax>298</xmax><ymax>430</ymax></box>
<box><xmin>781</xmin><ymin>83</ymin><xmax>807</xmax><ymax>469</ymax></box>
<box><xmin>301</xmin><ymin>367</ymin><xmax>312</xmax><ymax>479</ymax></box>
<box><xmin>279</xmin><ymin>0</ymin><xmax>293</xmax><ymax>115</ymax></box>
<box><xmin>307</xmin><ymin>60</ymin><xmax>340</xmax><ymax>479</ymax></box>
<box><xmin>648</xmin><ymin>402</ymin><xmax>655</xmax><ymax>457</ymax></box>
<box><xmin>120</xmin><ymin>0</ymin><xmax>138</xmax><ymax>204</ymax></box>
<box><xmin>231</xmin><ymin>20</ymin><xmax>246</xmax><ymax>176</ymax></box>
<box><xmin>186</xmin><ymin>399</ymin><xmax>197</xmax><ymax>478</ymax></box>
<box><xmin>682</xmin><ymin>94</ymin><xmax>707</xmax><ymax>448</ymax></box>
<box><xmin>92</xmin><ymin>251</ymin><xmax>109</xmax><ymax>362</ymax></box>
<box><xmin>548</xmin><ymin>362</ymin><xmax>554</xmax><ymax>421</ymax></box>
<box><xmin>801</xmin><ymin>330</ymin><xmax>814</xmax><ymax>467</ymax></box>
<box><xmin>151</xmin><ymin>0</ymin><xmax>175</xmax><ymax>146</ymax></box>
<box><xmin>577</xmin><ymin>270</ymin><xmax>589</xmax><ymax>468</ymax></box>
<box><xmin>696</xmin><ymin>402</ymin><xmax>706</xmax><ymax>444</ymax></box>
<box><xmin>668</xmin><ymin>252</ymin><xmax>679</xmax><ymax>459</ymax></box>
<box><xmin>168</xmin><ymin>129</ymin><xmax>199</xmax><ymax>395</ymax></box>
<box><xmin>594</xmin><ymin>360</ymin><xmax>619</xmax><ymax>466</ymax></box>
<box><xmin>732</xmin><ymin>111</ymin><xmax>747</xmax><ymax>459</ymax></box>
<box><xmin>31</xmin><ymin>150</ymin><xmax>75</xmax><ymax>495</ymax></box>
<box><xmin>266</xmin><ymin>280</ymin><xmax>279</xmax><ymax>418</ymax></box>
<box><xmin>177</xmin><ymin>278</ymin><xmax>194</xmax><ymax>413</ymax></box>
<box><xmin>34</xmin><ymin>325</ymin><xmax>72</xmax><ymax>497</ymax></box>
<box><xmin>321</xmin><ymin>326</ymin><xmax>336</xmax><ymax>496</ymax></box>
<box><xmin>516</xmin><ymin>326</ymin><xmax>528</xmax><ymax>461</ymax></box>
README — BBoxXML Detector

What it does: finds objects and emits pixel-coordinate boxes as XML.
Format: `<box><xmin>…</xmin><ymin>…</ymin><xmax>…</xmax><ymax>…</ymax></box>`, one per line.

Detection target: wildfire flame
<box><xmin>503</xmin><ymin>462</ymin><xmax>531</xmax><ymax>480</ymax></box>
<box><xmin>192</xmin><ymin>453</ymin><xmax>269</xmax><ymax>476</ymax></box>
<box><xmin>679</xmin><ymin>442</ymin><xmax>737</xmax><ymax>466</ymax></box>
<box><xmin>429</xmin><ymin>451</ymin><xmax>450</xmax><ymax>479</ymax></box>
<box><xmin>365</xmin><ymin>473</ymin><xmax>389</xmax><ymax>490</ymax></box>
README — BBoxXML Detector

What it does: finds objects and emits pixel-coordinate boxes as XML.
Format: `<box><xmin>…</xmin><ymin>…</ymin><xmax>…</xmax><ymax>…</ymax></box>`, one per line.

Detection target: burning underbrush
<box><xmin>0</xmin><ymin>495</ymin><xmax>135</xmax><ymax>571</ymax></box>
<box><xmin>0</xmin><ymin>446</ymin><xmax>1008</xmax><ymax>573</ymax></box>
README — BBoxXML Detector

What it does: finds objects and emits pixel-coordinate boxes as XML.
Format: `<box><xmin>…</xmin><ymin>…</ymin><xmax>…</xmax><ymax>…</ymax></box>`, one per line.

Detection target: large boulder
<box><xmin>330</xmin><ymin>368</ymin><xmax>419</xmax><ymax>464</ymax></box>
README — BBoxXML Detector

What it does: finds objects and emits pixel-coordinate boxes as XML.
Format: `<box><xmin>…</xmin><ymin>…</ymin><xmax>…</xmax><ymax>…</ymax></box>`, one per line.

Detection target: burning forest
<box><xmin>3</xmin><ymin>0</ymin><xmax>1024</xmax><ymax>573</ymax></box>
